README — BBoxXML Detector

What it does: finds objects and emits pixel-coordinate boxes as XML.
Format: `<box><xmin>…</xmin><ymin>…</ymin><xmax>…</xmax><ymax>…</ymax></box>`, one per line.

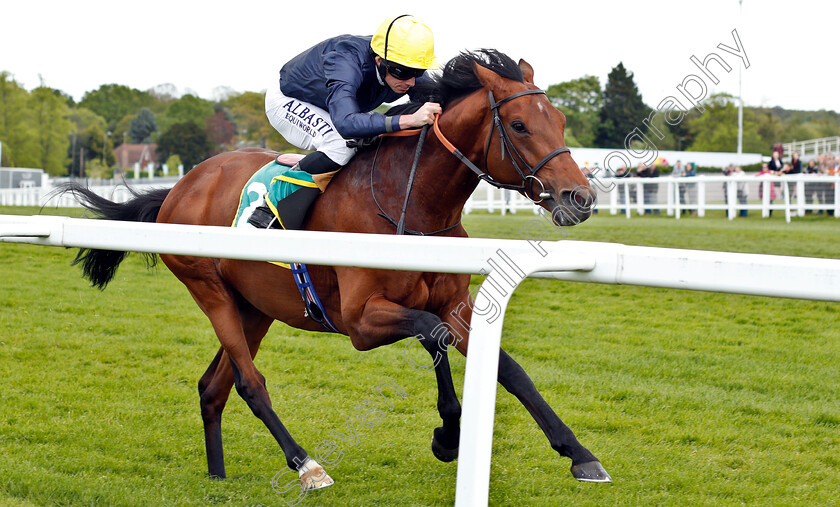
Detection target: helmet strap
<box><xmin>377</xmin><ymin>59</ymin><xmax>388</xmax><ymax>82</ymax></box>
<box><xmin>383</xmin><ymin>14</ymin><xmax>411</xmax><ymax>64</ymax></box>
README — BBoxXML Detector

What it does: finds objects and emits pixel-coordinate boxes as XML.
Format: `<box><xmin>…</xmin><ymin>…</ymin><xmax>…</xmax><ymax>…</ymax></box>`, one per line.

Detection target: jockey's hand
<box><xmin>400</xmin><ymin>102</ymin><xmax>442</xmax><ymax>129</ymax></box>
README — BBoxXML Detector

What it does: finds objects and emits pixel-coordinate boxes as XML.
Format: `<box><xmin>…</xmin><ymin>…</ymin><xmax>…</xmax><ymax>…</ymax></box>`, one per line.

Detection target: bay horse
<box><xmin>64</xmin><ymin>49</ymin><xmax>610</xmax><ymax>491</ymax></box>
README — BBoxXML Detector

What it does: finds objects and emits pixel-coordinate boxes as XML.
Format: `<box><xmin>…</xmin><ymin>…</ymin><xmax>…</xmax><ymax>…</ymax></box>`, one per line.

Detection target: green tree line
<box><xmin>549</xmin><ymin>62</ymin><xmax>840</xmax><ymax>155</ymax></box>
<box><xmin>0</xmin><ymin>72</ymin><xmax>298</xmax><ymax>177</ymax></box>
<box><xmin>2</xmin><ymin>64</ymin><xmax>839</xmax><ymax>177</ymax></box>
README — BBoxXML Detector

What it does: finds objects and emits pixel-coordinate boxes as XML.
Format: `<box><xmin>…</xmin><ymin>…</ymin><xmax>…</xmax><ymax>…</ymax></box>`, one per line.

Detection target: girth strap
<box><xmin>290</xmin><ymin>262</ymin><xmax>340</xmax><ymax>333</ymax></box>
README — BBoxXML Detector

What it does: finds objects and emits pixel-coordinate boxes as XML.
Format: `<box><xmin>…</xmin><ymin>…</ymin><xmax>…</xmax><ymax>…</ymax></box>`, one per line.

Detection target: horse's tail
<box><xmin>55</xmin><ymin>183</ymin><xmax>171</xmax><ymax>290</ymax></box>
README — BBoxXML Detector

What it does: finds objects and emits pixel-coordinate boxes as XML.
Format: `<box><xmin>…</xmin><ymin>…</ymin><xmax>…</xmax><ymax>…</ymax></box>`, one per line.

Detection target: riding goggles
<box><xmin>384</xmin><ymin>62</ymin><xmax>425</xmax><ymax>81</ymax></box>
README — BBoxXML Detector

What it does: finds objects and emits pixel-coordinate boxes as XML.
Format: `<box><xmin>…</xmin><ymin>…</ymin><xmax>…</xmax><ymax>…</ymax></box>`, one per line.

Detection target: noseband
<box><xmin>434</xmin><ymin>88</ymin><xmax>571</xmax><ymax>203</ymax></box>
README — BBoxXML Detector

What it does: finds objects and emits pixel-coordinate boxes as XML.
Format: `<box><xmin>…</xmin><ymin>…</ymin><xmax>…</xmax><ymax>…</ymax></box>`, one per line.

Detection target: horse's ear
<box><xmin>518</xmin><ymin>59</ymin><xmax>535</xmax><ymax>84</ymax></box>
<box><xmin>473</xmin><ymin>62</ymin><xmax>502</xmax><ymax>88</ymax></box>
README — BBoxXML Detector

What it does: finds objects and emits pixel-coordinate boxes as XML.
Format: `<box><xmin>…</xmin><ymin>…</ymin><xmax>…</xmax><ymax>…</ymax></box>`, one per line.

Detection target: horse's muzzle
<box><xmin>543</xmin><ymin>187</ymin><xmax>595</xmax><ymax>227</ymax></box>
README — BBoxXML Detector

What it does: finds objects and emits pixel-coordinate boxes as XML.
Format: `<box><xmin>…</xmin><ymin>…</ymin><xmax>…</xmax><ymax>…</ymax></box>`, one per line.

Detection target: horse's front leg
<box><xmin>444</xmin><ymin>299</ymin><xmax>611</xmax><ymax>482</ymax></box>
<box><xmin>343</xmin><ymin>295</ymin><xmax>461</xmax><ymax>461</ymax></box>
<box><xmin>497</xmin><ymin>349</ymin><xmax>611</xmax><ymax>482</ymax></box>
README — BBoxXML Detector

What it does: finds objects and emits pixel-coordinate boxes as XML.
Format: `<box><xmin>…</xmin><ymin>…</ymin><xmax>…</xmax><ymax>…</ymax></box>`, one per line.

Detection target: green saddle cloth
<box><xmin>232</xmin><ymin>161</ymin><xmax>318</xmax><ymax>228</ymax></box>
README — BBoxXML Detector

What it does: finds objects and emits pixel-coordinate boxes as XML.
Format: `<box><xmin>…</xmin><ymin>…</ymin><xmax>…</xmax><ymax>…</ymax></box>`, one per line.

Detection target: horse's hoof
<box><xmin>571</xmin><ymin>461</ymin><xmax>612</xmax><ymax>483</ymax></box>
<box><xmin>431</xmin><ymin>435</ymin><xmax>459</xmax><ymax>463</ymax></box>
<box><xmin>298</xmin><ymin>458</ymin><xmax>334</xmax><ymax>491</ymax></box>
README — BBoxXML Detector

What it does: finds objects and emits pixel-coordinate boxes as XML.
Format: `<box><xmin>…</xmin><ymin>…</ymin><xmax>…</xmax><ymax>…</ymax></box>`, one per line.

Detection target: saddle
<box><xmin>232</xmin><ymin>153</ymin><xmax>340</xmax><ymax>333</ymax></box>
<box><xmin>233</xmin><ymin>154</ymin><xmax>325</xmax><ymax>231</ymax></box>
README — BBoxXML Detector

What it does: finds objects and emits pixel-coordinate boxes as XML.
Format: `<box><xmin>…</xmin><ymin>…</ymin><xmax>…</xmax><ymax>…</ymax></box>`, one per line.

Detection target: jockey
<box><xmin>264</xmin><ymin>14</ymin><xmax>442</xmax><ymax>228</ymax></box>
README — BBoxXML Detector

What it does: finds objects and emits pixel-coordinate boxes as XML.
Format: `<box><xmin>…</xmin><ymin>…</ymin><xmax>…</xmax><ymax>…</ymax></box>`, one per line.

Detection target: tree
<box><xmin>686</xmin><ymin>93</ymin><xmax>763</xmax><ymax>153</ymax></box>
<box><xmin>68</xmin><ymin>107</ymin><xmax>111</xmax><ymax>177</ymax></box>
<box><xmin>547</xmin><ymin>75</ymin><xmax>603</xmax><ymax>113</ymax></box>
<box><xmin>165</xmin><ymin>154</ymin><xmax>182</xmax><ymax>175</ymax></box>
<box><xmin>147</xmin><ymin>83</ymin><xmax>179</xmax><ymax>105</ymax></box>
<box><xmin>753</xmin><ymin>108</ymin><xmax>785</xmax><ymax>152</ymax></box>
<box><xmin>225</xmin><ymin>91</ymin><xmax>275</xmax><ymax>146</ymax></box>
<box><xmin>0</xmin><ymin>71</ymin><xmax>38</xmax><ymax>167</ymax></box>
<box><xmin>547</xmin><ymin>76</ymin><xmax>603</xmax><ymax>147</ymax></box>
<box><xmin>79</xmin><ymin>84</ymin><xmax>155</xmax><ymax>130</ymax></box>
<box><xmin>29</xmin><ymin>86</ymin><xmax>73</xmax><ymax>175</ymax></box>
<box><xmin>156</xmin><ymin>121</ymin><xmax>212</xmax><ymax>170</ymax></box>
<box><xmin>644</xmin><ymin>112</ymin><xmax>679</xmax><ymax>151</ymax></box>
<box><xmin>211</xmin><ymin>86</ymin><xmax>237</xmax><ymax>102</ymax></box>
<box><xmin>158</xmin><ymin>94</ymin><xmax>214</xmax><ymax>134</ymax></box>
<box><xmin>205</xmin><ymin>110</ymin><xmax>235</xmax><ymax>154</ymax></box>
<box><xmin>666</xmin><ymin>107</ymin><xmax>700</xmax><ymax>151</ymax></box>
<box><xmin>129</xmin><ymin>108</ymin><xmax>157</xmax><ymax>143</ymax></box>
<box><xmin>595</xmin><ymin>62</ymin><xmax>651</xmax><ymax>148</ymax></box>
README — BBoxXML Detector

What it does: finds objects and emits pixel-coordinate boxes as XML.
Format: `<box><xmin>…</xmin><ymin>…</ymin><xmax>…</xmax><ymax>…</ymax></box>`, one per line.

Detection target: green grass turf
<box><xmin>0</xmin><ymin>206</ymin><xmax>838</xmax><ymax>506</ymax></box>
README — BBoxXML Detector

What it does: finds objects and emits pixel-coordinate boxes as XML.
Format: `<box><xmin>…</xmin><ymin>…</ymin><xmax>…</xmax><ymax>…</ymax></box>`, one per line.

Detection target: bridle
<box><xmin>371</xmin><ymin>86</ymin><xmax>572</xmax><ymax>235</ymax></box>
<box><xmin>434</xmin><ymin>88</ymin><xmax>571</xmax><ymax>203</ymax></box>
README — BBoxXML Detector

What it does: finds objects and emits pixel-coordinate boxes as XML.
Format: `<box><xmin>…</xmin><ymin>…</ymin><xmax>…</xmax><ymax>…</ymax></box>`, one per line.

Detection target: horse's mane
<box><xmin>387</xmin><ymin>49</ymin><xmax>524</xmax><ymax>116</ymax></box>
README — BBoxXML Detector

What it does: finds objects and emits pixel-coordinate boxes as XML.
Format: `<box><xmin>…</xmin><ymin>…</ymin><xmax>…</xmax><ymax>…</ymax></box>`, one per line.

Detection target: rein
<box><xmin>371</xmin><ymin>87</ymin><xmax>569</xmax><ymax>234</ymax></box>
<box><xmin>369</xmin><ymin>135</ymin><xmax>463</xmax><ymax>236</ymax></box>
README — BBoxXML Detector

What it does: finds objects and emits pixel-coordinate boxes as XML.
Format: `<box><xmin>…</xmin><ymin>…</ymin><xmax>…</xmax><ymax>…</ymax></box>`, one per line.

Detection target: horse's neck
<box><xmin>412</xmin><ymin>138</ymin><xmax>482</xmax><ymax>222</ymax></box>
<box><xmin>355</xmin><ymin>101</ymin><xmax>490</xmax><ymax>231</ymax></box>
<box><xmin>418</xmin><ymin>105</ymin><xmax>491</xmax><ymax>212</ymax></box>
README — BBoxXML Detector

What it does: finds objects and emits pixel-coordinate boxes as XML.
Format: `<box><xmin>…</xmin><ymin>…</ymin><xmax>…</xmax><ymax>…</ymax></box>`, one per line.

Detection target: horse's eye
<box><xmin>511</xmin><ymin>120</ymin><xmax>528</xmax><ymax>134</ymax></box>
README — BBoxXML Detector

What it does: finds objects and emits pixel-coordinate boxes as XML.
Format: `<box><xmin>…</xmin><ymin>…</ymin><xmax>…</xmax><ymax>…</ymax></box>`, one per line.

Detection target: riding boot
<box><xmin>272</xmin><ymin>151</ymin><xmax>341</xmax><ymax>230</ymax></box>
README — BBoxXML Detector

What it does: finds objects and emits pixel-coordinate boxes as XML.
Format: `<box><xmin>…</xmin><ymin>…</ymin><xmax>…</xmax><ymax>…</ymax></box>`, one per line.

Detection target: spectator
<box><xmin>756</xmin><ymin>162</ymin><xmax>778</xmax><ymax>216</ymax></box>
<box><xmin>636</xmin><ymin>162</ymin><xmax>660</xmax><ymax>214</ymax></box>
<box><xmin>615</xmin><ymin>164</ymin><xmax>630</xmax><ymax>213</ymax></box>
<box><xmin>772</xmin><ymin>142</ymin><xmax>785</xmax><ymax>158</ymax></box>
<box><xmin>649</xmin><ymin>160</ymin><xmax>661</xmax><ymax>214</ymax></box>
<box><xmin>685</xmin><ymin>162</ymin><xmax>697</xmax><ymax>177</ymax></box>
<box><xmin>780</xmin><ymin>153</ymin><xmax>802</xmax><ymax>210</ymax></box>
<box><xmin>804</xmin><ymin>159</ymin><xmax>820</xmax><ymax>214</ymax></box>
<box><xmin>671</xmin><ymin>160</ymin><xmax>688</xmax><ymax>212</ymax></box>
<box><xmin>722</xmin><ymin>163</ymin><xmax>736</xmax><ymax>205</ymax></box>
<box><xmin>631</xmin><ymin>163</ymin><xmax>645</xmax><ymax>210</ymax></box>
<box><xmin>788</xmin><ymin>152</ymin><xmax>803</xmax><ymax>175</ymax></box>
<box><xmin>732</xmin><ymin>165</ymin><xmax>749</xmax><ymax>217</ymax></box>
<box><xmin>768</xmin><ymin>150</ymin><xmax>784</xmax><ymax>173</ymax></box>
<box><xmin>826</xmin><ymin>155</ymin><xmax>839</xmax><ymax>216</ymax></box>
<box><xmin>685</xmin><ymin>162</ymin><xmax>697</xmax><ymax>214</ymax></box>
<box><xmin>671</xmin><ymin>160</ymin><xmax>685</xmax><ymax>177</ymax></box>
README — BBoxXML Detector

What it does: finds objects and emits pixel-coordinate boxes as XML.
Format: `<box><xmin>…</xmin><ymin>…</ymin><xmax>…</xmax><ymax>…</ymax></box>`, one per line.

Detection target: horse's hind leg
<box><xmin>345</xmin><ymin>296</ymin><xmax>461</xmax><ymax>461</ymax></box>
<box><xmin>198</xmin><ymin>347</ymin><xmax>227</xmax><ymax>478</ymax></box>
<box><xmin>197</xmin><ymin>298</ymin><xmax>273</xmax><ymax>479</ymax></box>
<box><xmin>177</xmin><ymin>270</ymin><xmax>331</xmax><ymax>488</ymax></box>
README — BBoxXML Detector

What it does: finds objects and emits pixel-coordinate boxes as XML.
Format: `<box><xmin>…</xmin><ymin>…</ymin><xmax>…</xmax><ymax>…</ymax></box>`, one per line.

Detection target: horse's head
<box><xmin>474</xmin><ymin>59</ymin><xmax>594</xmax><ymax>226</ymax></box>
<box><xmin>431</xmin><ymin>50</ymin><xmax>594</xmax><ymax>227</ymax></box>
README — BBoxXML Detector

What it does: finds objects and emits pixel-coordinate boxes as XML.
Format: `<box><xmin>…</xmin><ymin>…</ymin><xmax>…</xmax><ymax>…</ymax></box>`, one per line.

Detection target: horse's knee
<box><xmin>232</xmin><ymin>374</ymin><xmax>273</xmax><ymax>418</ymax></box>
<box><xmin>200</xmin><ymin>388</ymin><xmax>227</xmax><ymax>422</ymax></box>
<box><xmin>198</xmin><ymin>348</ymin><xmax>225</xmax><ymax>397</ymax></box>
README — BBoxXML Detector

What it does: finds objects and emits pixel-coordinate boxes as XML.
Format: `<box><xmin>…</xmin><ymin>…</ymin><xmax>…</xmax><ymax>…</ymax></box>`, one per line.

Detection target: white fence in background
<box><xmin>4</xmin><ymin>174</ymin><xmax>839</xmax><ymax>224</ymax></box>
<box><xmin>782</xmin><ymin>136</ymin><xmax>840</xmax><ymax>161</ymax></box>
<box><xmin>1</xmin><ymin>214</ymin><xmax>839</xmax><ymax>506</ymax></box>
<box><xmin>0</xmin><ymin>178</ymin><xmax>178</xmax><ymax>207</ymax></box>
<box><xmin>465</xmin><ymin>174</ymin><xmax>840</xmax><ymax>223</ymax></box>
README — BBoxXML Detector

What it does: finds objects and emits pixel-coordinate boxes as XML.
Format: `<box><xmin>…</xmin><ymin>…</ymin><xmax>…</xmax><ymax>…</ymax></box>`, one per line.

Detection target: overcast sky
<box><xmin>3</xmin><ymin>0</ymin><xmax>837</xmax><ymax>113</ymax></box>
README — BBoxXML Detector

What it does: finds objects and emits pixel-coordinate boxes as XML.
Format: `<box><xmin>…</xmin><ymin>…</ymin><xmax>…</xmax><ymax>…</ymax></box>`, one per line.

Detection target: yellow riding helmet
<box><xmin>370</xmin><ymin>15</ymin><xmax>439</xmax><ymax>70</ymax></box>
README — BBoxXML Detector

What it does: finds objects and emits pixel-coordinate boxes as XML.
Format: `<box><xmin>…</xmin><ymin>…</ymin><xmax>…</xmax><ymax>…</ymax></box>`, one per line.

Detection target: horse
<box><xmin>62</xmin><ymin>49</ymin><xmax>610</xmax><ymax>491</ymax></box>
